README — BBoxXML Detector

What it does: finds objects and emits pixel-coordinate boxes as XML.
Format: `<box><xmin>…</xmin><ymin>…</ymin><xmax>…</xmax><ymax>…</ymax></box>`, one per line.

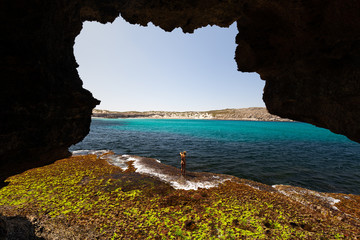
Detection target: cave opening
<box><xmin>74</xmin><ymin>17</ymin><xmax>265</xmax><ymax>112</ymax></box>
<box><xmin>71</xmin><ymin>17</ymin><xmax>360</xmax><ymax>195</ymax></box>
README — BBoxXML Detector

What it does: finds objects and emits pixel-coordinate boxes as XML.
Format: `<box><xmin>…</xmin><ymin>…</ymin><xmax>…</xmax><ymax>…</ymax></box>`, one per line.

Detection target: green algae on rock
<box><xmin>0</xmin><ymin>154</ymin><xmax>359</xmax><ymax>239</ymax></box>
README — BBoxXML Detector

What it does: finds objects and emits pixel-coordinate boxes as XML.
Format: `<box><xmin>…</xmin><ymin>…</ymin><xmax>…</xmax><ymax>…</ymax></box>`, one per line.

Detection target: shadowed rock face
<box><xmin>0</xmin><ymin>0</ymin><xmax>359</xmax><ymax>183</ymax></box>
<box><xmin>0</xmin><ymin>1</ymin><xmax>100</xmax><ymax>185</ymax></box>
<box><xmin>234</xmin><ymin>1</ymin><xmax>360</xmax><ymax>142</ymax></box>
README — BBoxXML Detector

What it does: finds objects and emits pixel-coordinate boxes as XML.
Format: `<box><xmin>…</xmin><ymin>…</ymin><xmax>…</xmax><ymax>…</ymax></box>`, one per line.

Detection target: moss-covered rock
<box><xmin>0</xmin><ymin>154</ymin><xmax>359</xmax><ymax>239</ymax></box>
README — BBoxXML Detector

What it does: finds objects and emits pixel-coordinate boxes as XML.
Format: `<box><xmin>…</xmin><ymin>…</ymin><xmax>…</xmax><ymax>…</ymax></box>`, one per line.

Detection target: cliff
<box><xmin>92</xmin><ymin>108</ymin><xmax>291</xmax><ymax>121</ymax></box>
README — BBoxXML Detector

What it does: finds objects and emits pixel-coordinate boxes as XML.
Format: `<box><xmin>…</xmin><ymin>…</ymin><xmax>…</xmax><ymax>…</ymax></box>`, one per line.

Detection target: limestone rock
<box><xmin>92</xmin><ymin>107</ymin><xmax>291</xmax><ymax>121</ymax></box>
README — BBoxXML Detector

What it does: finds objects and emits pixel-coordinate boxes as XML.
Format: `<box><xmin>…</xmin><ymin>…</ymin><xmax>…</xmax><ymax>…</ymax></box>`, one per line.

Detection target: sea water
<box><xmin>70</xmin><ymin>118</ymin><xmax>360</xmax><ymax>194</ymax></box>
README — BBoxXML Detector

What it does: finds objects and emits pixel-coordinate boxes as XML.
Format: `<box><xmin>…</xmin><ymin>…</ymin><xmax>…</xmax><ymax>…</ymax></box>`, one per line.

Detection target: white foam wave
<box><xmin>72</xmin><ymin>150</ymin><xmax>132</xmax><ymax>171</ymax></box>
<box><xmin>102</xmin><ymin>155</ymin><xmax>129</xmax><ymax>171</ymax></box>
<box><xmin>71</xmin><ymin>149</ymin><xmax>110</xmax><ymax>156</ymax></box>
<box><xmin>73</xmin><ymin>151</ymin><xmax>229</xmax><ymax>190</ymax></box>
<box><xmin>125</xmin><ymin>155</ymin><xmax>229</xmax><ymax>190</ymax></box>
<box><xmin>272</xmin><ymin>184</ymin><xmax>341</xmax><ymax>210</ymax></box>
<box><xmin>170</xmin><ymin>179</ymin><xmax>227</xmax><ymax>191</ymax></box>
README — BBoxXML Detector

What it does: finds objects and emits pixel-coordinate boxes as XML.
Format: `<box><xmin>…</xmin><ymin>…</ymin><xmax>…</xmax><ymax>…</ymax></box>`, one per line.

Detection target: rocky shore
<box><xmin>0</xmin><ymin>153</ymin><xmax>359</xmax><ymax>239</ymax></box>
<box><xmin>92</xmin><ymin>107</ymin><xmax>292</xmax><ymax>121</ymax></box>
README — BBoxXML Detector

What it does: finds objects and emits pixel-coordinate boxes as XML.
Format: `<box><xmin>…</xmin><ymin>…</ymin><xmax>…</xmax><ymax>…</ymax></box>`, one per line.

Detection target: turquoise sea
<box><xmin>71</xmin><ymin>118</ymin><xmax>360</xmax><ymax>194</ymax></box>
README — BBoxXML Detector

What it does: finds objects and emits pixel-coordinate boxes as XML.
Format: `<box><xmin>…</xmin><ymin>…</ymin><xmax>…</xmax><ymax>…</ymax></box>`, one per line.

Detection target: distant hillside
<box><xmin>92</xmin><ymin>108</ymin><xmax>292</xmax><ymax>121</ymax></box>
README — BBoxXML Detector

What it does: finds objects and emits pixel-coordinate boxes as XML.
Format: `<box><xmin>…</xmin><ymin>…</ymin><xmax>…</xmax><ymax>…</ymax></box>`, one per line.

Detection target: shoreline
<box><xmin>92</xmin><ymin>107</ymin><xmax>293</xmax><ymax>122</ymax></box>
<box><xmin>91</xmin><ymin>116</ymin><xmax>293</xmax><ymax>122</ymax></box>
<box><xmin>94</xmin><ymin>151</ymin><xmax>359</xmax><ymax>195</ymax></box>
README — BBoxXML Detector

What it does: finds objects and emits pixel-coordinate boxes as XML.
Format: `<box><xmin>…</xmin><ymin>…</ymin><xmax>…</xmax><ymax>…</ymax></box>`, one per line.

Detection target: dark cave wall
<box><xmin>0</xmin><ymin>0</ymin><xmax>359</xmax><ymax>184</ymax></box>
<box><xmin>0</xmin><ymin>1</ymin><xmax>100</xmax><ymax>184</ymax></box>
<box><xmin>234</xmin><ymin>1</ymin><xmax>360</xmax><ymax>142</ymax></box>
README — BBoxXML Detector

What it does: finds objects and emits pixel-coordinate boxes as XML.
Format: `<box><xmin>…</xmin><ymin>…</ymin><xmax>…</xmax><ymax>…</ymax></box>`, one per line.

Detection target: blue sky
<box><xmin>74</xmin><ymin>17</ymin><xmax>265</xmax><ymax>111</ymax></box>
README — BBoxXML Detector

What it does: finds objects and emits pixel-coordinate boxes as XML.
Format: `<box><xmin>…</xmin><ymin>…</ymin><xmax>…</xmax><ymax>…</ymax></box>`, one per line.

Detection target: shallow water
<box><xmin>70</xmin><ymin>118</ymin><xmax>360</xmax><ymax>194</ymax></box>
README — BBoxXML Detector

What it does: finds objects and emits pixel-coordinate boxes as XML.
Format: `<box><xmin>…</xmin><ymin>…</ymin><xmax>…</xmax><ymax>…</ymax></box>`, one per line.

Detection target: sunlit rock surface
<box><xmin>1</xmin><ymin>1</ymin><xmax>359</xmax><ymax>184</ymax></box>
<box><xmin>92</xmin><ymin>107</ymin><xmax>292</xmax><ymax>121</ymax></box>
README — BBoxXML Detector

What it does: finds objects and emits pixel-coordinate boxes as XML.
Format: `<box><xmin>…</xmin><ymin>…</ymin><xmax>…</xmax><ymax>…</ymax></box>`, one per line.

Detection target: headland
<box><xmin>92</xmin><ymin>107</ymin><xmax>292</xmax><ymax>121</ymax></box>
